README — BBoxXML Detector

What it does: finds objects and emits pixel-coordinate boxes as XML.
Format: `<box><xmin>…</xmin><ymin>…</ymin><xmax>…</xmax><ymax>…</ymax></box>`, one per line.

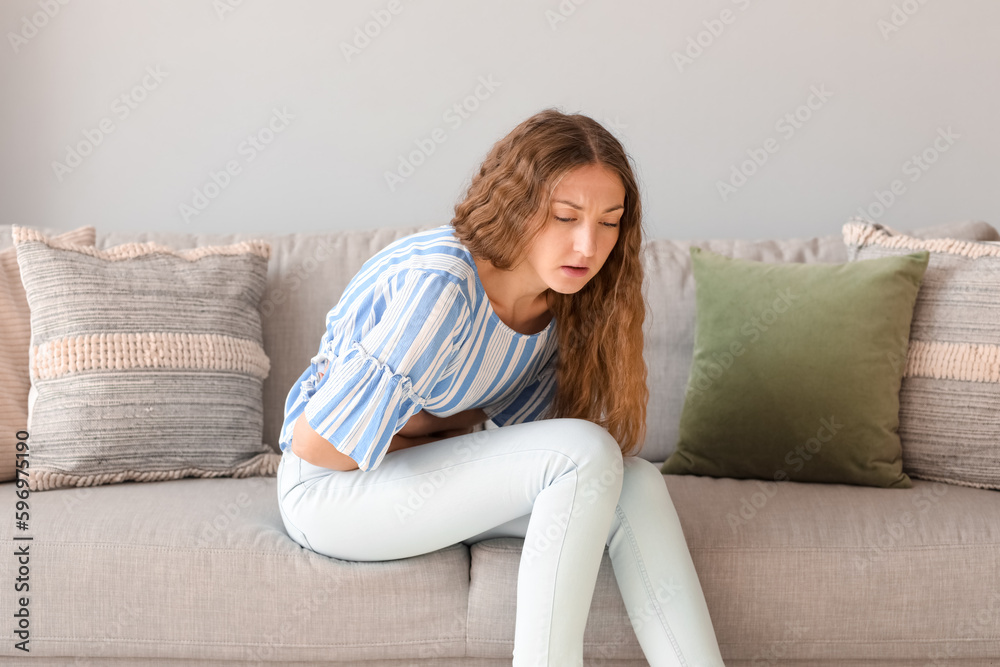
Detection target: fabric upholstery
<box><xmin>1</xmin><ymin>225</ymin><xmax>95</xmax><ymax>483</ymax></box>
<box><xmin>1</xmin><ymin>467</ymin><xmax>996</xmax><ymax>663</ymax></box>
<box><xmin>94</xmin><ymin>223</ymin><xmax>443</xmax><ymax>457</ymax></box>
<box><xmin>61</xmin><ymin>219</ymin><xmax>995</xmax><ymax>464</ymax></box>
<box><xmin>661</xmin><ymin>246</ymin><xmax>930</xmax><ymax>488</ymax></box>
<box><xmin>11</xmin><ymin>225</ymin><xmax>277</xmax><ymax>491</ymax></box>
<box><xmin>638</xmin><ymin>219</ymin><xmax>1000</xmax><ymax>463</ymax></box>
<box><xmin>0</xmin><ymin>219</ymin><xmax>997</xmax><ymax>664</ymax></box>
<box><xmin>844</xmin><ymin>219</ymin><xmax>1000</xmax><ymax>490</ymax></box>
<box><xmin>469</xmin><ymin>474</ymin><xmax>1000</xmax><ymax>663</ymax></box>
<box><xmin>0</xmin><ymin>475</ymin><xmax>471</xmax><ymax>662</ymax></box>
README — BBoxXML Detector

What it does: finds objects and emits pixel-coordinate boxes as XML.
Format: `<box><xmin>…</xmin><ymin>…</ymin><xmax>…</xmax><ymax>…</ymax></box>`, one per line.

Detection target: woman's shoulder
<box><xmin>365</xmin><ymin>226</ymin><xmax>479</xmax><ymax>297</ymax></box>
<box><xmin>363</xmin><ymin>224</ymin><xmax>473</xmax><ymax>274</ymax></box>
<box><xmin>323</xmin><ymin>226</ymin><xmax>478</xmax><ymax>336</ymax></box>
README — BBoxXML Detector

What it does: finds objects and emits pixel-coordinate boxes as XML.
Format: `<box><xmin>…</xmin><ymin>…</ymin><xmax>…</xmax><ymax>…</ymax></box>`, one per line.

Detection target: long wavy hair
<box><xmin>451</xmin><ymin>108</ymin><xmax>649</xmax><ymax>456</ymax></box>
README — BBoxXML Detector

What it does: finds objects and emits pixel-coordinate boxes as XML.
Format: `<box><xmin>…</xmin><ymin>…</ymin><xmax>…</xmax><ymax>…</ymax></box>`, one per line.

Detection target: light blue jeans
<box><xmin>276</xmin><ymin>417</ymin><xmax>725</xmax><ymax>667</ymax></box>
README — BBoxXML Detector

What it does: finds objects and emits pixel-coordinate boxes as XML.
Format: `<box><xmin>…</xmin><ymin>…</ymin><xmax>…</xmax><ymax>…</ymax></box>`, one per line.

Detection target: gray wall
<box><xmin>2</xmin><ymin>0</ymin><xmax>997</xmax><ymax>241</ymax></box>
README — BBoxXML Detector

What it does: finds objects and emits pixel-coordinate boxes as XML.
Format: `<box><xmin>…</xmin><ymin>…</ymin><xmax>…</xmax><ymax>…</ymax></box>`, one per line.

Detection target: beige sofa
<box><xmin>2</xmin><ymin>219</ymin><xmax>999</xmax><ymax>666</ymax></box>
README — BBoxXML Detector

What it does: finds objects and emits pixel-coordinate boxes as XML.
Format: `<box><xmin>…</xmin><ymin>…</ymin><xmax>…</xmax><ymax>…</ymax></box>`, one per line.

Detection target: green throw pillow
<box><xmin>661</xmin><ymin>247</ymin><xmax>930</xmax><ymax>488</ymax></box>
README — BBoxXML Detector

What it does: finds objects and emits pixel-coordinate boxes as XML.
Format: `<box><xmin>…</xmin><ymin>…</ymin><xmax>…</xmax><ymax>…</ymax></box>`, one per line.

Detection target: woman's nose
<box><xmin>574</xmin><ymin>225</ymin><xmax>597</xmax><ymax>256</ymax></box>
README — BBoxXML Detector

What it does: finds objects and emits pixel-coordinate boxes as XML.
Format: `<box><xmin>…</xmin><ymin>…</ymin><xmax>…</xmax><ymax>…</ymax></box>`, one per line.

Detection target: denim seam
<box><xmin>615</xmin><ymin>504</ymin><xmax>687</xmax><ymax>666</ymax></box>
<box><xmin>279</xmin><ymin>456</ymin><xmax>317</xmax><ymax>551</ymax></box>
<box><xmin>544</xmin><ymin>467</ymin><xmax>577</xmax><ymax>665</ymax></box>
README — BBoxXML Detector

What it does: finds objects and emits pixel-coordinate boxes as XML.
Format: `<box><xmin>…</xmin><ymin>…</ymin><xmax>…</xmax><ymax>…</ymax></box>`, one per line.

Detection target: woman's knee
<box><xmin>618</xmin><ymin>456</ymin><xmax>668</xmax><ymax>506</ymax></box>
<box><xmin>548</xmin><ymin>417</ymin><xmax>624</xmax><ymax>469</ymax></box>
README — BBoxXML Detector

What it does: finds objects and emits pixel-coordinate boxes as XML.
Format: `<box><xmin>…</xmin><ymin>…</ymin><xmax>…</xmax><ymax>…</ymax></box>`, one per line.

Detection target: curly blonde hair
<box><xmin>451</xmin><ymin>108</ymin><xmax>649</xmax><ymax>456</ymax></box>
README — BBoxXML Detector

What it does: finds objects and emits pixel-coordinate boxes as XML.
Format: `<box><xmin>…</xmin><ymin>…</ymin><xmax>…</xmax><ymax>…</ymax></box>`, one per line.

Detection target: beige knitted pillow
<box><xmin>1</xmin><ymin>226</ymin><xmax>96</xmax><ymax>483</ymax></box>
<box><xmin>12</xmin><ymin>225</ymin><xmax>280</xmax><ymax>491</ymax></box>
<box><xmin>843</xmin><ymin>219</ymin><xmax>1000</xmax><ymax>490</ymax></box>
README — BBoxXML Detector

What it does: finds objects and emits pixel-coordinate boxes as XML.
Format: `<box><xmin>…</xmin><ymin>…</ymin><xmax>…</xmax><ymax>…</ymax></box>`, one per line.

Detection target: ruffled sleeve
<box><xmin>303</xmin><ymin>270</ymin><xmax>470</xmax><ymax>471</ymax></box>
<box><xmin>484</xmin><ymin>349</ymin><xmax>558</xmax><ymax>427</ymax></box>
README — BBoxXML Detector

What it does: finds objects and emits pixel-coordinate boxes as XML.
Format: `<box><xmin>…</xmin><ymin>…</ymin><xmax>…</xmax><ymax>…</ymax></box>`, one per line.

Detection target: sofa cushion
<box><xmin>844</xmin><ymin>220</ymin><xmax>1000</xmax><ymax>490</ymax></box>
<box><xmin>1</xmin><ymin>226</ymin><xmax>96</xmax><ymax>484</ymax></box>
<box><xmin>640</xmin><ymin>219</ymin><xmax>1000</xmax><ymax>463</ymax></box>
<box><xmin>662</xmin><ymin>246</ymin><xmax>930</xmax><ymax>488</ymax></box>
<box><xmin>0</xmin><ymin>476</ymin><xmax>472</xmax><ymax>663</ymax></box>
<box><xmin>12</xmin><ymin>225</ymin><xmax>279</xmax><ymax>491</ymax></box>
<box><xmin>466</xmin><ymin>473</ymin><xmax>1000</xmax><ymax>663</ymax></box>
<box><xmin>94</xmin><ymin>223</ymin><xmax>443</xmax><ymax>457</ymax></box>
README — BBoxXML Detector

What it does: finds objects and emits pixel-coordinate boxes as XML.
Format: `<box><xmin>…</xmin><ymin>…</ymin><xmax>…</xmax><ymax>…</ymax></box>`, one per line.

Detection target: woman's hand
<box><xmin>429</xmin><ymin>425</ymin><xmax>475</xmax><ymax>438</ymax></box>
<box><xmin>386</xmin><ymin>410</ymin><xmax>488</xmax><ymax>460</ymax></box>
<box><xmin>386</xmin><ymin>423</ymin><xmax>476</xmax><ymax>457</ymax></box>
<box><xmin>398</xmin><ymin>408</ymin><xmax>487</xmax><ymax>438</ymax></box>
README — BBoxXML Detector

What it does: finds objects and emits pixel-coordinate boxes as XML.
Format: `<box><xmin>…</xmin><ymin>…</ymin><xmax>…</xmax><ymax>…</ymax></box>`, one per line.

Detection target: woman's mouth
<box><xmin>561</xmin><ymin>266</ymin><xmax>588</xmax><ymax>277</ymax></box>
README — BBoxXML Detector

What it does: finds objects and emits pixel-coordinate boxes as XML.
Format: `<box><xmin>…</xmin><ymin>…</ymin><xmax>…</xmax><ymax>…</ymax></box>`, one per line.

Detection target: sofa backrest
<box><xmin>4</xmin><ymin>220</ymin><xmax>997</xmax><ymax>463</ymax></box>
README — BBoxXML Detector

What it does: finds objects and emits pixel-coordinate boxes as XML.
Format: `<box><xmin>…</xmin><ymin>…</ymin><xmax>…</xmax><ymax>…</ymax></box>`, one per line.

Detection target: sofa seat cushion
<box><xmin>467</xmin><ymin>473</ymin><xmax>1000</xmax><ymax>663</ymax></box>
<box><xmin>0</xmin><ymin>477</ymin><xmax>471</xmax><ymax>663</ymax></box>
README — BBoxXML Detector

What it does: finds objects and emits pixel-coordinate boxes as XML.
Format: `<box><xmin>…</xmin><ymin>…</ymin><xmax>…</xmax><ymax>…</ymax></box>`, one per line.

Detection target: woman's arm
<box><xmin>293</xmin><ymin>409</ymin><xmax>488</xmax><ymax>472</ymax></box>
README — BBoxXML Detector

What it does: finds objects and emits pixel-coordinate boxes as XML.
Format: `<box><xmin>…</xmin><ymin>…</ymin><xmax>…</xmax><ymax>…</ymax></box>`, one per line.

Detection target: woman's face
<box><xmin>526</xmin><ymin>162</ymin><xmax>625</xmax><ymax>294</ymax></box>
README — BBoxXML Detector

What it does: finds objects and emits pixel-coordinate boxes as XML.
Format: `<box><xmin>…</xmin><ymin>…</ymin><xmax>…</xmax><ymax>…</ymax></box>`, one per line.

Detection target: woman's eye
<box><xmin>554</xmin><ymin>215</ymin><xmax>618</xmax><ymax>228</ymax></box>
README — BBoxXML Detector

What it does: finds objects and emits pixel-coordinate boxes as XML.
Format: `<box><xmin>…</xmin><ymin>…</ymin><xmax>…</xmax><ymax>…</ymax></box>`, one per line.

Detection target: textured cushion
<box><xmin>844</xmin><ymin>220</ymin><xmax>1000</xmax><ymax>490</ymax></box>
<box><xmin>0</xmin><ymin>226</ymin><xmax>95</xmax><ymax>483</ymax></box>
<box><xmin>95</xmin><ymin>223</ymin><xmax>443</xmax><ymax>457</ymax></box>
<box><xmin>640</xmin><ymin>219</ymin><xmax>1000</xmax><ymax>464</ymax></box>
<box><xmin>12</xmin><ymin>225</ymin><xmax>279</xmax><ymax>491</ymax></box>
<box><xmin>661</xmin><ymin>246</ymin><xmax>930</xmax><ymax>488</ymax></box>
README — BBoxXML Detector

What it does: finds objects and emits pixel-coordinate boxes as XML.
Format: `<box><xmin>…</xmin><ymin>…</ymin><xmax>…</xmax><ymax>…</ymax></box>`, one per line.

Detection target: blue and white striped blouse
<box><xmin>277</xmin><ymin>223</ymin><xmax>559</xmax><ymax>471</ymax></box>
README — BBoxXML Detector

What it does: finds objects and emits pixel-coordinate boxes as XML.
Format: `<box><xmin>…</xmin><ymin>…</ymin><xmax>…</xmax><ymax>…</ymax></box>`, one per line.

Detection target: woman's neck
<box><xmin>474</xmin><ymin>255</ymin><xmax>552</xmax><ymax>330</ymax></box>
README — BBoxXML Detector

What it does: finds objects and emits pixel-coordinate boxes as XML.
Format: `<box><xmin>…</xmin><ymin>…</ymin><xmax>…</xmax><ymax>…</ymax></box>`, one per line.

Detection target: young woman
<box><xmin>275</xmin><ymin>108</ymin><xmax>725</xmax><ymax>667</ymax></box>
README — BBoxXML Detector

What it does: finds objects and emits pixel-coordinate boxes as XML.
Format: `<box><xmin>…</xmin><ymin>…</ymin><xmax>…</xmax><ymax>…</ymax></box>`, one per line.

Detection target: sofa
<box><xmin>2</xmin><ymin>218</ymin><xmax>999</xmax><ymax>667</ymax></box>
